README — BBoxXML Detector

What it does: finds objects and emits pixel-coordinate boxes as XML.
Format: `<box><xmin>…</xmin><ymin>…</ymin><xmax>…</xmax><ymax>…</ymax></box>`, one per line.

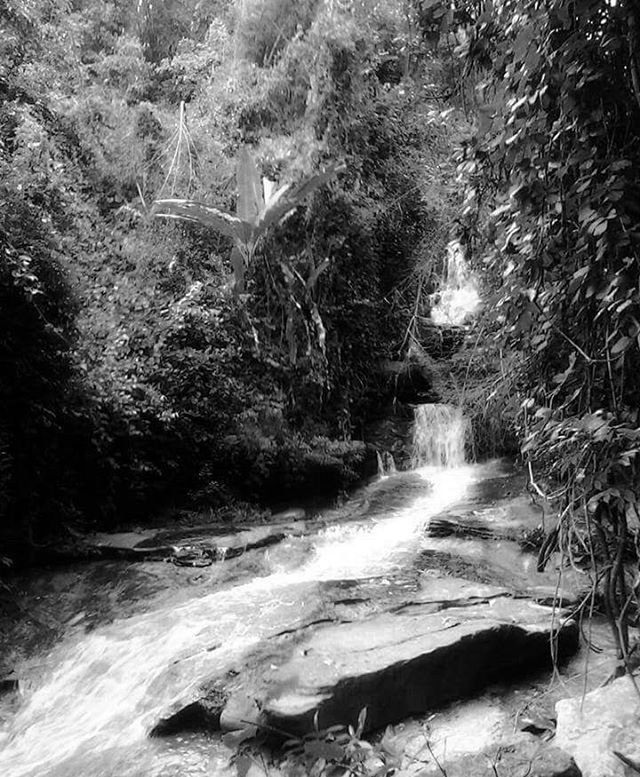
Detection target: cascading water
<box><xmin>430</xmin><ymin>240</ymin><xmax>480</xmax><ymax>326</ymax></box>
<box><xmin>376</xmin><ymin>450</ymin><xmax>397</xmax><ymax>477</ymax></box>
<box><xmin>0</xmin><ymin>405</ymin><xmax>476</xmax><ymax>777</ymax></box>
<box><xmin>412</xmin><ymin>403</ymin><xmax>469</xmax><ymax>468</ymax></box>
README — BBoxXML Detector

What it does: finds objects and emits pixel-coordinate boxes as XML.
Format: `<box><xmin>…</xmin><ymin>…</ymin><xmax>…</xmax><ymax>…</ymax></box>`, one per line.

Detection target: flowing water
<box><xmin>1</xmin><ymin>405</ymin><xmax>487</xmax><ymax>777</ymax></box>
<box><xmin>430</xmin><ymin>240</ymin><xmax>480</xmax><ymax>327</ymax></box>
<box><xmin>412</xmin><ymin>404</ymin><xmax>469</xmax><ymax>468</ymax></box>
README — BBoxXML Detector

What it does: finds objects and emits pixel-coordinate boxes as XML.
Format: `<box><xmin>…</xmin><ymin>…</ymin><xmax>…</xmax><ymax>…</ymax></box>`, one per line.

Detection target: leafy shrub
<box><xmin>459</xmin><ymin>0</ymin><xmax>640</xmax><ymax>655</ymax></box>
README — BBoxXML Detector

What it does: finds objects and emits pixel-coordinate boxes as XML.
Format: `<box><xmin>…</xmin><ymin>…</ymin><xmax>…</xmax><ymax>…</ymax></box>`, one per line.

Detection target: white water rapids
<box><xmin>0</xmin><ymin>404</ymin><xmax>479</xmax><ymax>777</ymax></box>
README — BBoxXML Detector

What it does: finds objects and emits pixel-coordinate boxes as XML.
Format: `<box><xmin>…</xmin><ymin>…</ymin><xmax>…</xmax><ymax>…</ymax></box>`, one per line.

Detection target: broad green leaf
<box><xmin>257</xmin><ymin>163</ymin><xmax>345</xmax><ymax>233</ymax></box>
<box><xmin>153</xmin><ymin>199</ymin><xmax>241</xmax><ymax>240</ymax></box>
<box><xmin>590</xmin><ymin>219</ymin><xmax>608</xmax><ymax>237</ymax></box>
<box><xmin>610</xmin><ymin>336</ymin><xmax>631</xmax><ymax>354</ymax></box>
<box><xmin>306</xmin><ymin>258</ymin><xmax>330</xmax><ymax>291</ymax></box>
<box><xmin>230</xmin><ymin>245</ymin><xmax>246</xmax><ymax>291</ymax></box>
<box><xmin>236</xmin><ymin>146</ymin><xmax>263</xmax><ymax>223</ymax></box>
<box><xmin>262</xmin><ymin>177</ymin><xmax>276</xmax><ymax>204</ymax></box>
<box><xmin>355</xmin><ymin>706</ymin><xmax>367</xmax><ymax>738</ymax></box>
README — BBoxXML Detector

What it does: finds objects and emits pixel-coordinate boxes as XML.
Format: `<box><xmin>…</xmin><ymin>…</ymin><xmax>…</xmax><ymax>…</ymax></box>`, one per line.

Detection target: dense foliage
<box><xmin>461</xmin><ymin>0</ymin><xmax>640</xmax><ymax>660</ymax></box>
<box><xmin>1</xmin><ymin>0</ymin><xmax>461</xmax><ymax>559</ymax></box>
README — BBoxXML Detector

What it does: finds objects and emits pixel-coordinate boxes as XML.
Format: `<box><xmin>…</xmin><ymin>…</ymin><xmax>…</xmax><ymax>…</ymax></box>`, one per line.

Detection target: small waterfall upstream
<box><xmin>430</xmin><ymin>240</ymin><xmax>480</xmax><ymax>327</ymax></box>
<box><xmin>376</xmin><ymin>450</ymin><xmax>397</xmax><ymax>477</ymax></box>
<box><xmin>0</xmin><ymin>404</ymin><xmax>476</xmax><ymax>777</ymax></box>
<box><xmin>412</xmin><ymin>403</ymin><xmax>469</xmax><ymax>469</ymax></box>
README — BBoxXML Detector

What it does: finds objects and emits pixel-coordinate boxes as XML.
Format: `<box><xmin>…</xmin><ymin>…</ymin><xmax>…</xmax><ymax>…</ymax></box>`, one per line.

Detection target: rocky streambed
<box><xmin>0</xmin><ymin>461</ymin><xmax>636</xmax><ymax>777</ymax></box>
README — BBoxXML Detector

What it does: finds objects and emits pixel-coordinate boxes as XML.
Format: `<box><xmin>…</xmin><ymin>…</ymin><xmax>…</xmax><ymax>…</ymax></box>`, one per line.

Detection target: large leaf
<box><xmin>256</xmin><ymin>163</ymin><xmax>345</xmax><ymax>236</ymax></box>
<box><xmin>261</xmin><ymin>178</ymin><xmax>290</xmax><ymax>213</ymax></box>
<box><xmin>152</xmin><ymin>199</ymin><xmax>242</xmax><ymax>240</ymax></box>
<box><xmin>236</xmin><ymin>146</ymin><xmax>263</xmax><ymax>224</ymax></box>
<box><xmin>230</xmin><ymin>245</ymin><xmax>246</xmax><ymax>291</ymax></box>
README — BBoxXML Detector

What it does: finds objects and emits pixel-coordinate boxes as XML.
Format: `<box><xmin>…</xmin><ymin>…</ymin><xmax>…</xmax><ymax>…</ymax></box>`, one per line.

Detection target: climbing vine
<box><xmin>462</xmin><ymin>0</ymin><xmax>640</xmax><ymax>663</ymax></box>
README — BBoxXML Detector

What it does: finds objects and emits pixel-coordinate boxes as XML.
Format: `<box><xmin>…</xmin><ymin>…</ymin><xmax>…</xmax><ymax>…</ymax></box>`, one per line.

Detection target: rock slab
<box><xmin>555</xmin><ymin>674</ymin><xmax>640</xmax><ymax>777</ymax></box>
<box><xmin>422</xmin><ymin>743</ymin><xmax>581</xmax><ymax>777</ymax></box>
<box><xmin>259</xmin><ymin>597</ymin><xmax>578</xmax><ymax>737</ymax></box>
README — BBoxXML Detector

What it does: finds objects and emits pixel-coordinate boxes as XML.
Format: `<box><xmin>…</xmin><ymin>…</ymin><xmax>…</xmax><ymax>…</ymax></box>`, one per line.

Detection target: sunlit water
<box><xmin>430</xmin><ymin>240</ymin><xmax>480</xmax><ymax>326</ymax></box>
<box><xmin>0</xmin><ymin>405</ymin><xmax>483</xmax><ymax>777</ymax></box>
<box><xmin>412</xmin><ymin>404</ymin><xmax>469</xmax><ymax>468</ymax></box>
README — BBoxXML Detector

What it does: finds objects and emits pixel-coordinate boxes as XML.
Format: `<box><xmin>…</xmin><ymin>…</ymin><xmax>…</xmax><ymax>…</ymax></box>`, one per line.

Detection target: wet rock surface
<box><xmin>91</xmin><ymin>523</ymin><xmax>299</xmax><ymax>564</ymax></box>
<box><xmin>147</xmin><ymin>463</ymin><xmax>589</xmax><ymax>747</ymax></box>
<box><xmin>257</xmin><ymin>597</ymin><xmax>577</xmax><ymax>737</ymax></box>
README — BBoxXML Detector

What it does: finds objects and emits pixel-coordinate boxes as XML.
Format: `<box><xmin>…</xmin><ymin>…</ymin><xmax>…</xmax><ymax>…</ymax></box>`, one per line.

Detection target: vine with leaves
<box><xmin>459</xmin><ymin>0</ymin><xmax>640</xmax><ymax>668</ymax></box>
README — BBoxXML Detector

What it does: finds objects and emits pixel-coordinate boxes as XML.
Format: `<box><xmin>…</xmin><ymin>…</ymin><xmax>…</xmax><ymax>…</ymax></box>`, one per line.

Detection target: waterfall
<box><xmin>430</xmin><ymin>241</ymin><xmax>480</xmax><ymax>326</ymax></box>
<box><xmin>376</xmin><ymin>450</ymin><xmax>397</xmax><ymax>477</ymax></box>
<box><xmin>411</xmin><ymin>403</ymin><xmax>469</xmax><ymax>468</ymax></box>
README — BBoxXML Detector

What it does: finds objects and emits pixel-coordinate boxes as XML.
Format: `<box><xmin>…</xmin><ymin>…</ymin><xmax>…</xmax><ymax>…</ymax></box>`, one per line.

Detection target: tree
<box><xmin>153</xmin><ymin>146</ymin><xmax>343</xmax><ymax>290</ymax></box>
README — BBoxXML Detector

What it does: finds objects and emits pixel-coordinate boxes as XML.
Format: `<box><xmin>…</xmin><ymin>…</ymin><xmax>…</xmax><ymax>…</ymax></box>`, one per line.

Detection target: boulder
<box><xmin>428</xmin><ymin>743</ymin><xmax>581</xmax><ymax>777</ymax></box>
<box><xmin>91</xmin><ymin>525</ymin><xmax>288</xmax><ymax>564</ymax></box>
<box><xmin>151</xmin><ymin>696</ymin><xmax>224</xmax><ymax>736</ymax></box>
<box><xmin>555</xmin><ymin>674</ymin><xmax>640</xmax><ymax>777</ymax></box>
<box><xmin>255</xmin><ymin>597</ymin><xmax>578</xmax><ymax>737</ymax></box>
<box><xmin>271</xmin><ymin>508</ymin><xmax>306</xmax><ymax>522</ymax></box>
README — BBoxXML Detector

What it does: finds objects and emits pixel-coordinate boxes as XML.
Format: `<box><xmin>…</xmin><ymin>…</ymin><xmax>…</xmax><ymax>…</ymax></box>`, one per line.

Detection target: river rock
<box><xmin>253</xmin><ymin>597</ymin><xmax>578</xmax><ymax>737</ymax></box>
<box><xmin>0</xmin><ymin>672</ymin><xmax>19</xmax><ymax>695</ymax></box>
<box><xmin>271</xmin><ymin>508</ymin><xmax>306</xmax><ymax>522</ymax></box>
<box><xmin>555</xmin><ymin>673</ymin><xmax>640</xmax><ymax>777</ymax></box>
<box><xmin>414</xmin><ymin>576</ymin><xmax>510</xmax><ymax>605</ymax></box>
<box><xmin>423</xmin><ymin>742</ymin><xmax>581</xmax><ymax>777</ymax></box>
<box><xmin>90</xmin><ymin>525</ymin><xmax>288</xmax><ymax>563</ymax></box>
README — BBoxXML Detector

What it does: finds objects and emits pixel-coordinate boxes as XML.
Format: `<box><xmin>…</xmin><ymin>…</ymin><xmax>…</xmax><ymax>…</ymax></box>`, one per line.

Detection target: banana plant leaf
<box><xmin>152</xmin><ymin>199</ymin><xmax>247</xmax><ymax>241</ymax></box>
<box><xmin>153</xmin><ymin>151</ymin><xmax>345</xmax><ymax>293</ymax></box>
<box><xmin>255</xmin><ymin>163</ymin><xmax>346</xmax><ymax>234</ymax></box>
<box><xmin>236</xmin><ymin>146</ymin><xmax>264</xmax><ymax>223</ymax></box>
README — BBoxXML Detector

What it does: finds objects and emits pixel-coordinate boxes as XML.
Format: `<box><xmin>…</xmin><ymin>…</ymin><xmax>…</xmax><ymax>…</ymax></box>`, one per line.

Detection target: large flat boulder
<box><xmin>88</xmin><ymin>524</ymin><xmax>290</xmax><ymax>563</ymax></box>
<box><xmin>555</xmin><ymin>673</ymin><xmax>640</xmax><ymax>777</ymax></box>
<box><xmin>255</xmin><ymin>597</ymin><xmax>577</xmax><ymax>737</ymax></box>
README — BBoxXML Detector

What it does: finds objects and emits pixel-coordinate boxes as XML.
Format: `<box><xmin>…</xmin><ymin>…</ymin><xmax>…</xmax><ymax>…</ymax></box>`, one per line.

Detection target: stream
<box><xmin>0</xmin><ymin>405</ymin><xmax>609</xmax><ymax>777</ymax></box>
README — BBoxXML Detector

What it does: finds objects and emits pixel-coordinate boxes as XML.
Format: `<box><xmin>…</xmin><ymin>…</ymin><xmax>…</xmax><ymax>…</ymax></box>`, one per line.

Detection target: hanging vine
<box><xmin>460</xmin><ymin>0</ymin><xmax>640</xmax><ymax>666</ymax></box>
